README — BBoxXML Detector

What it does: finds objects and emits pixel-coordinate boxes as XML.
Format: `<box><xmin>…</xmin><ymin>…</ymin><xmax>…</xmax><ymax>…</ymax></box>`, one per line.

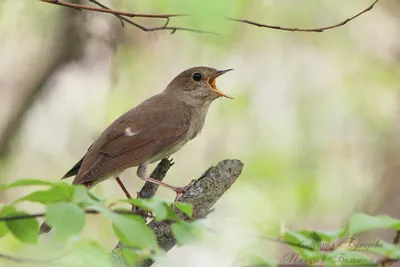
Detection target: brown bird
<box><xmin>39</xmin><ymin>66</ymin><xmax>232</xmax><ymax>234</ymax></box>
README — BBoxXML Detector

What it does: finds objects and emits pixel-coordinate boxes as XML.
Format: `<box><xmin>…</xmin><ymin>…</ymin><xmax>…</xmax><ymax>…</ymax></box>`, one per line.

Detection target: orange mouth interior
<box><xmin>208</xmin><ymin>77</ymin><xmax>233</xmax><ymax>99</ymax></box>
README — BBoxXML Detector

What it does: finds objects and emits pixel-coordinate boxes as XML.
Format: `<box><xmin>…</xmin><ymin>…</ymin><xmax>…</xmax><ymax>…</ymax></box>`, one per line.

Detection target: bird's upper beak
<box><xmin>207</xmin><ymin>69</ymin><xmax>234</xmax><ymax>99</ymax></box>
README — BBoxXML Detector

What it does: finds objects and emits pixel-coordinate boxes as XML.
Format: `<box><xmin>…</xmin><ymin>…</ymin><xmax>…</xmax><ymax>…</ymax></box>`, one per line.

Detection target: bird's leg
<box><xmin>115</xmin><ymin>177</ymin><xmax>132</xmax><ymax>199</ymax></box>
<box><xmin>137</xmin><ymin>164</ymin><xmax>197</xmax><ymax>201</ymax></box>
<box><xmin>115</xmin><ymin>177</ymin><xmax>137</xmax><ymax>211</ymax></box>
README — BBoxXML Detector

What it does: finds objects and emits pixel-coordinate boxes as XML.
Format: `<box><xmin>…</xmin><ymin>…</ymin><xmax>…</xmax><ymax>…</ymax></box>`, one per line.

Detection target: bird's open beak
<box><xmin>207</xmin><ymin>69</ymin><xmax>234</xmax><ymax>99</ymax></box>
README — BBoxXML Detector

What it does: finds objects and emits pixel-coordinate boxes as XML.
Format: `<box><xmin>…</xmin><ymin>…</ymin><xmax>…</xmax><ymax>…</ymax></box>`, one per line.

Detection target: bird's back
<box><xmin>70</xmin><ymin>93</ymin><xmax>192</xmax><ymax>187</ymax></box>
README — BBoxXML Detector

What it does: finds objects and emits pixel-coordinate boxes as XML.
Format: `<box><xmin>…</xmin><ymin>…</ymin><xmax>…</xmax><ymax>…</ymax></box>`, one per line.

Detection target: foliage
<box><xmin>0</xmin><ymin>179</ymin><xmax>196</xmax><ymax>266</ymax></box>
<box><xmin>0</xmin><ymin>179</ymin><xmax>399</xmax><ymax>266</ymax></box>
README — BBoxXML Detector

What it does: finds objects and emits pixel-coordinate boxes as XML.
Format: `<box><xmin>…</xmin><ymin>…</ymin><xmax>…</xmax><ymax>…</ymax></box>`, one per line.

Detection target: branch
<box><xmin>0</xmin><ymin>252</ymin><xmax>63</xmax><ymax>266</ymax></box>
<box><xmin>229</xmin><ymin>0</ymin><xmax>379</xmax><ymax>33</ymax></box>
<box><xmin>41</xmin><ymin>0</ymin><xmax>184</xmax><ymax>18</ymax></box>
<box><xmin>0</xmin><ymin>209</ymin><xmax>151</xmax><ymax>222</ymax></box>
<box><xmin>39</xmin><ymin>0</ymin><xmax>217</xmax><ymax>35</ymax></box>
<box><xmin>381</xmin><ymin>230</ymin><xmax>400</xmax><ymax>267</ymax></box>
<box><xmin>110</xmin><ymin>159</ymin><xmax>244</xmax><ymax>267</ymax></box>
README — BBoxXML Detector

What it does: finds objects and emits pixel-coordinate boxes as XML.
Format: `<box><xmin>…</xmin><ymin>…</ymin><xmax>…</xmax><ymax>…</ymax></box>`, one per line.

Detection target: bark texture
<box><xmin>110</xmin><ymin>159</ymin><xmax>244</xmax><ymax>267</ymax></box>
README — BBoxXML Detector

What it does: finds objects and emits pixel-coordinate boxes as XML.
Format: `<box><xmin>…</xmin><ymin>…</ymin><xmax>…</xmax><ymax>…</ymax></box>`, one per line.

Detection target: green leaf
<box><xmin>3</xmin><ymin>206</ymin><xmax>39</xmax><ymax>244</ymax></box>
<box><xmin>172</xmin><ymin>202</ymin><xmax>193</xmax><ymax>217</ymax></box>
<box><xmin>242</xmin><ymin>254</ymin><xmax>277</xmax><ymax>267</ymax></box>
<box><xmin>112</xmin><ymin>214</ymin><xmax>159</xmax><ymax>250</ymax></box>
<box><xmin>16</xmin><ymin>182</ymin><xmax>74</xmax><ymax>204</ymax></box>
<box><xmin>73</xmin><ymin>185</ymin><xmax>103</xmax><ymax>207</ymax></box>
<box><xmin>0</xmin><ymin>179</ymin><xmax>53</xmax><ymax>191</ymax></box>
<box><xmin>171</xmin><ymin>221</ymin><xmax>204</xmax><ymax>245</ymax></box>
<box><xmin>284</xmin><ymin>231</ymin><xmax>319</xmax><ymax>251</ymax></box>
<box><xmin>347</xmin><ymin>213</ymin><xmax>400</xmax><ymax>235</ymax></box>
<box><xmin>45</xmin><ymin>202</ymin><xmax>85</xmax><ymax>240</ymax></box>
<box><xmin>0</xmin><ymin>206</ymin><xmax>11</xmax><ymax>238</ymax></box>
<box><xmin>87</xmin><ymin>190</ymin><xmax>105</xmax><ymax>202</ymax></box>
<box><xmin>0</xmin><ymin>220</ymin><xmax>7</xmax><ymax>238</ymax></box>
<box><xmin>62</xmin><ymin>240</ymin><xmax>110</xmax><ymax>267</ymax></box>
<box><xmin>368</xmin><ymin>240</ymin><xmax>400</xmax><ymax>259</ymax></box>
<box><xmin>122</xmin><ymin>248</ymin><xmax>140</xmax><ymax>266</ymax></box>
<box><xmin>314</xmin><ymin>229</ymin><xmax>346</xmax><ymax>241</ymax></box>
<box><xmin>285</xmin><ymin>229</ymin><xmax>346</xmax><ymax>251</ymax></box>
<box><xmin>123</xmin><ymin>199</ymin><xmax>180</xmax><ymax>222</ymax></box>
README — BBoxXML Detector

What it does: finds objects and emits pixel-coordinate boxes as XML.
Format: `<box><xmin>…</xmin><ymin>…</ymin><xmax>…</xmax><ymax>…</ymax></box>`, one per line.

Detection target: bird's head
<box><xmin>165</xmin><ymin>66</ymin><xmax>233</xmax><ymax>105</ymax></box>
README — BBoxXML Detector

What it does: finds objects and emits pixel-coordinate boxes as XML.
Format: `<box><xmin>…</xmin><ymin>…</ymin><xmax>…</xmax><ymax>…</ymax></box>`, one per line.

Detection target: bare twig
<box><xmin>39</xmin><ymin>0</ymin><xmax>217</xmax><ymax>34</ymax></box>
<box><xmin>381</xmin><ymin>230</ymin><xmax>400</xmax><ymax>267</ymax></box>
<box><xmin>229</xmin><ymin>0</ymin><xmax>379</xmax><ymax>33</ymax></box>
<box><xmin>0</xmin><ymin>209</ymin><xmax>151</xmax><ymax>222</ymax></box>
<box><xmin>89</xmin><ymin>0</ymin><xmax>125</xmax><ymax>27</ymax></box>
<box><xmin>40</xmin><ymin>0</ymin><xmax>183</xmax><ymax>18</ymax></box>
<box><xmin>394</xmin><ymin>231</ymin><xmax>400</xmax><ymax>244</ymax></box>
<box><xmin>0</xmin><ymin>252</ymin><xmax>63</xmax><ymax>266</ymax></box>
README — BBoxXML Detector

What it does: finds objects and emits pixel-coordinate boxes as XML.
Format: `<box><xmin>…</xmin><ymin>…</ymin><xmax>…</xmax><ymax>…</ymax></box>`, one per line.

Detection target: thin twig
<box><xmin>394</xmin><ymin>231</ymin><xmax>400</xmax><ymax>244</ymax></box>
<box><xmin>89</xmin><ymin>0</ymin><xmax>125</xmax><ymax>27</ymax></box>
<box><xmin>381</xmin><ymin>230</ymin><xmax>400</xmax><ymax>267</ymax></box>
<box><xmin>40</xmin><ymin>0</ymin><xmax>183</xmax><ymax>18</ymax></box>
<box><xmin>0</xmin><ymin>252</ymin><xmax>63</xmax><ymax>266</ymax></box>
<box><xmin>228</xmin><ymin>0</ymin><xmax>379</xmax><ymax>33</ymax></box>
<box><xmin>39</xmin><ymin>0</ymin><xmax>217</xmax><ymax>35</ymax></box>
<box><xmin>0</xmin><ymin>209</ymin><xmax>151</xmax><ymax>221</ymax></box>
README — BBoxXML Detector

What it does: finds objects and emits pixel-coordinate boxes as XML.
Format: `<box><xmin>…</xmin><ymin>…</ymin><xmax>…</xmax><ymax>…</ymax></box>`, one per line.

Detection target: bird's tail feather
<box><xmin>39</xmin><ymin>222</ymin><xmax>52</xmax><ymax>234</ymax></box>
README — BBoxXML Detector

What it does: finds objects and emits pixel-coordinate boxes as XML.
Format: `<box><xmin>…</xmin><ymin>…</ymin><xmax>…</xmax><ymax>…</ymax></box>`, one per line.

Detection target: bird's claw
<box><xmin>173</xmin><ymin>179</ymin><xmax>197</xmax><ymax>201</ymax></box>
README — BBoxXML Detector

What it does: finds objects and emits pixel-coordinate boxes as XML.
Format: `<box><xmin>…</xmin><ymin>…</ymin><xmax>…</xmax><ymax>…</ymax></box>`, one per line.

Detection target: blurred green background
<box><xmin>0</xmin><ymin>0</ymin><xmax>399</xmax><ymax>266</ymax></box>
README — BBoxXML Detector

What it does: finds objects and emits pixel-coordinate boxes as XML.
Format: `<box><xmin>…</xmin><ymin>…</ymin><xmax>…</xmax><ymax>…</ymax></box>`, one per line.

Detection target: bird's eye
<box><xmin>192</xmin><ymin>72</ymin><xmax>202</xmax><ymax>81</ymax></box>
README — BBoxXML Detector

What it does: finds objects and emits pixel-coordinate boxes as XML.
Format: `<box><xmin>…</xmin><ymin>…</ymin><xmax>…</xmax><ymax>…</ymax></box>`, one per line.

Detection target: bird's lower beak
<box><xmin>207</xmin><ymin>69</ymin><xmax>234</xmax><ymax>99</ymax></box>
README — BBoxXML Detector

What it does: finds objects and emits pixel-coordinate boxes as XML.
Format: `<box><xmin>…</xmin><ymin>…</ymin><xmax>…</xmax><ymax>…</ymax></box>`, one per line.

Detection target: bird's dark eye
<box><xmin>192</xmin><ymin>72</ymin><xmax>202</xmax><ymax>81</ymax></box>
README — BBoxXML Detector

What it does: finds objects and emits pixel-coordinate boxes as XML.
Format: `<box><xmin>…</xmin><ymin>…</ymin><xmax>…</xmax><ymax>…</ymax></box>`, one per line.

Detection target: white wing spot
<box><xmin>125</xmin><ymin>127</ymin><xmax>138</xmax><ymax>136</ymax></box>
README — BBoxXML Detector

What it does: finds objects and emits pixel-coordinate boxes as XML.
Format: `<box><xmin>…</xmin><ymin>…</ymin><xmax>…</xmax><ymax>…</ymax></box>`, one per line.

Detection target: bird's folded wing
<box><xmin>73</xmin><ymin>102</ymin><xmax>191</xmax><ymax>185</ymax></box>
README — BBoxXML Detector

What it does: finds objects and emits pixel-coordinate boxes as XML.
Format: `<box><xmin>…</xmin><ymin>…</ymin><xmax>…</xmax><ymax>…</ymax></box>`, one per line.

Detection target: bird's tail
<box><xmin>39</xmin><ymin>222</ymin><xmax>52</xmax><ymax>234</ymax></box>
<box><xmin>40</xmin><ymin>148</ymin><xmax>92</xmax><ymax>235</ymax></box>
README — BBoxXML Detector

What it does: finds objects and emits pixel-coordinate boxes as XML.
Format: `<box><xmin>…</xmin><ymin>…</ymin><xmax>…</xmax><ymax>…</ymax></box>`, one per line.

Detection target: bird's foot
<box><xmin>173</xmin><ymin>179</ymin><xmax>197</xmax><ymax>201</ymax></box>
<box><xmin>137</xmin><ymin>175</ymin><xmax>197</xmax><ymax>201</ymax></box>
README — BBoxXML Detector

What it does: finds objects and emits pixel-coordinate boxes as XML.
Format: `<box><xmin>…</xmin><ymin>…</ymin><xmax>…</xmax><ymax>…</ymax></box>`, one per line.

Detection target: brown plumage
<box><xmin>39</xmin><ymin>66</ymin><xmax>232</xmax><ymax>234</ymax></box>
<box><xmin>69</xmin><ymin>94</ymin><xmax>191</xmax><ymax>187</ymax></box>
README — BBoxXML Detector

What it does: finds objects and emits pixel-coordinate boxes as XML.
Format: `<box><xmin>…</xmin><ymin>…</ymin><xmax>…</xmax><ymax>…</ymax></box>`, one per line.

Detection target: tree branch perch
<box><xmin>110</xmin><ymin>159</ymin><xmax>244</xmax><ymax>267</ymax></box>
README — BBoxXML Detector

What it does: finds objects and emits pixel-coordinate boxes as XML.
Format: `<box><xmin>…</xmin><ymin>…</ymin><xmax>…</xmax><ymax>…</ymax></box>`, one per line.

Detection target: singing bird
<box><xmin>39</xmin><ymin>66</ymin><xmax>233</xmax><ymax>234</ymax></box>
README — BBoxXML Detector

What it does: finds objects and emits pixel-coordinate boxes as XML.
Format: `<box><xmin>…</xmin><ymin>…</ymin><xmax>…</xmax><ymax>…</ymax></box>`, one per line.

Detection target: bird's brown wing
<box><xmin>72</xmin><ymin>95</ymin><xmax>191</xmax><ymax>185</ymax></box>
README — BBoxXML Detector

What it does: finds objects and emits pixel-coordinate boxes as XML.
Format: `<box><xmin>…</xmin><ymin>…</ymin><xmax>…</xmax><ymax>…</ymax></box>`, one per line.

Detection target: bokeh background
<box><xmin>1</xmin><ymin>0</ymin><xmax>399</xmax><ymax>266</ymax></box>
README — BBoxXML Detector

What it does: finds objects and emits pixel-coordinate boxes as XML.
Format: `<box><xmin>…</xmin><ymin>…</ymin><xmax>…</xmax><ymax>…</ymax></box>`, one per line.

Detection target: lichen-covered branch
<box><xmin>110</xmin><ymin>159</ymin><xmax>244</xmax><ymax>267</ymax></box>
